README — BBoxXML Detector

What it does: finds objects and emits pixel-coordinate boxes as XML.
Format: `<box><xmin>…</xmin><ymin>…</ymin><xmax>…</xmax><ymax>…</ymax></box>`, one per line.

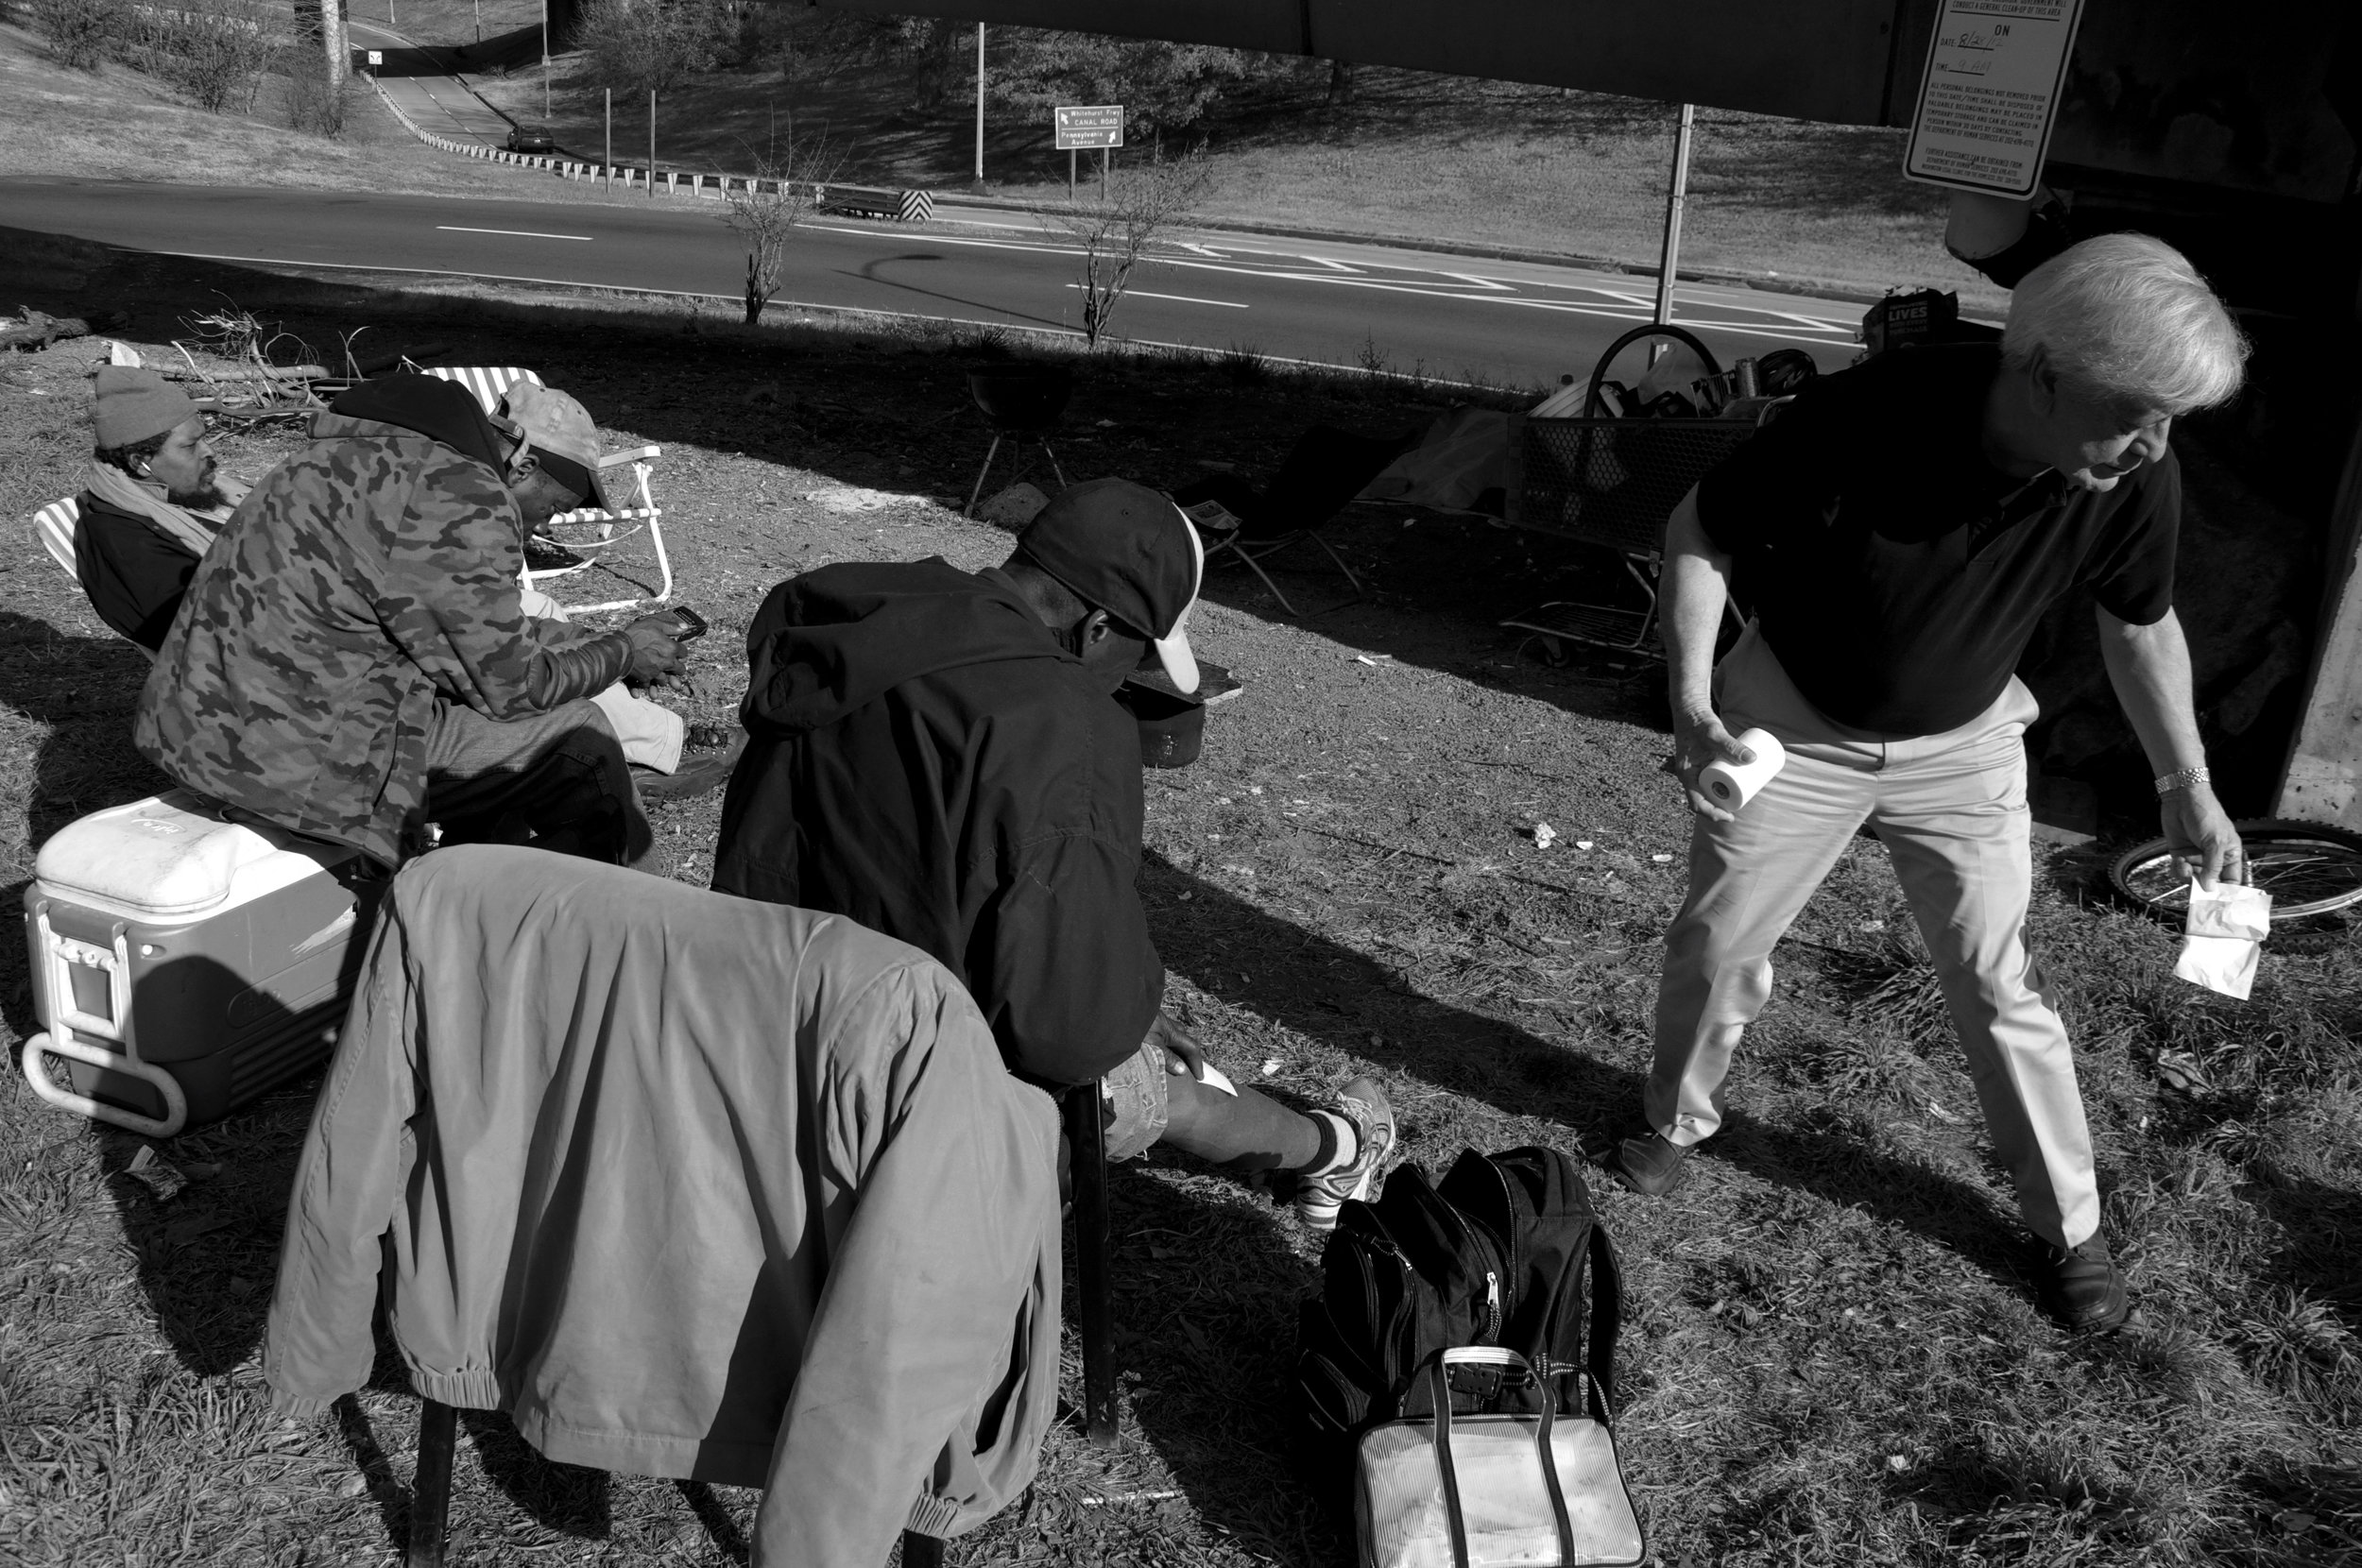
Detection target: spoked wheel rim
<box><xmin>2108</xmin><ymin>819</ymin><xmax>2362</xmax><ymax>922</ymax></box>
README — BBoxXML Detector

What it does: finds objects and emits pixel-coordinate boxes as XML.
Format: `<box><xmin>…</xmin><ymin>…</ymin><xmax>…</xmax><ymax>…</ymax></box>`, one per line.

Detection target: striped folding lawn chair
<box><xmin>420</xmin><ymin>365</ymin><xmax>674</xmax><ymax>615</ymax></box>
<box><xmin>33</xmin><ymin>496</ymin><xmax>78</xmax><ymax>578</ymax></box>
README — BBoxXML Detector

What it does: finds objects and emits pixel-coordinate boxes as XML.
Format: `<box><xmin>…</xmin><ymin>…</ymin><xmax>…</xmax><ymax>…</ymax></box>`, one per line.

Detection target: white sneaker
<box><xmin>1293</xmin><ymin>1077</ymin><xmax>1395</xmax><ymax>1231</ymax></box>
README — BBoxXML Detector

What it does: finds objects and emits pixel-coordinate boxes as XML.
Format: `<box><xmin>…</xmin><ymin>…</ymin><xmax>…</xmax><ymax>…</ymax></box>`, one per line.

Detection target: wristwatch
<box><xmin>2153</xmin><ymin>766</ymin><xmax>2211</xmax><ymax>795</ymax></box>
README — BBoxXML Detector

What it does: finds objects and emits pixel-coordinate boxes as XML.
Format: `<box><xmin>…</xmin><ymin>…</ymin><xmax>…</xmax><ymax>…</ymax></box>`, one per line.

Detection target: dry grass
<box><xmin>0</xmin><ymin>19</ymin><xmax>620</xmax><ymax>205</ymax></box>
<box><xmin>459</xmin><ymin>37</ymin><xmax>1999</xmax><ymax>305</ymax></box>
<box><xmin>0</xmin><ymin>244</ymin><xmax>2354</xmax><ymax>1566</ymax></box>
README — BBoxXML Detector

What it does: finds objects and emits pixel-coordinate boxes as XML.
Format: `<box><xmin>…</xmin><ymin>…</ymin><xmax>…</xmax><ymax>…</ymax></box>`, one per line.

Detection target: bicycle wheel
<box><xmin>2109</xmin><ymin>819</ymin><xmax>2362</xmax><ymax>921</ymax></box>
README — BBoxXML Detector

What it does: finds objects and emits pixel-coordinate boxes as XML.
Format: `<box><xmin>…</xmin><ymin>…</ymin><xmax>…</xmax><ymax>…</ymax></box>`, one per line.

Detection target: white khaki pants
<box><xmin>520</xmin><ymin>587</ymin><xmax>685</xmax><ymax>775</ymax></box>
<box><xmin>1646</xmin><ymin>624</ymin><xmax>2100</xmax><ymax>1251</ymax></box>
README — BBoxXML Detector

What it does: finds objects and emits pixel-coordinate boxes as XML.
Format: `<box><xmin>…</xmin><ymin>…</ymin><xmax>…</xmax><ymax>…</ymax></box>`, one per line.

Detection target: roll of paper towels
<box><xmin>1699</xmin><ymin>728</ymin><xmax>1788</xmax><ymax>810</ymax></box>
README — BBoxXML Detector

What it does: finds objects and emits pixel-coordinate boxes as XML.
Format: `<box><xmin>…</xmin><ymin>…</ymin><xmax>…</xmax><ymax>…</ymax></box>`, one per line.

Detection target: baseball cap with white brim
<box><xmin>500</xmin><ymin>380</ymin><xmax>619</xmax><ymax>513</ymax></box>
<box><xmin>1016</xmin><ymin>476</ymin><xmax>1202</xmax><ymax>693</ymax></box>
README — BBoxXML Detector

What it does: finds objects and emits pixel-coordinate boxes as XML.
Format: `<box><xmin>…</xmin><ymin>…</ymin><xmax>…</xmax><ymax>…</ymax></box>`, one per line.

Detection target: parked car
<box><xmin>505</xmin><ymin>124</ymin><xmax>556</xmax><ymax>154</ymax></box>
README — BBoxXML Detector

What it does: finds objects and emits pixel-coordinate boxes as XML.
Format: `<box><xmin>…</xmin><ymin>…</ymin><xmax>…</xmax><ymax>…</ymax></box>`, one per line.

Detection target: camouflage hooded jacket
<box><xmin>133</xmin><ymin>410</ymin><xmax>631</xmax><ymax>866</ymax></box>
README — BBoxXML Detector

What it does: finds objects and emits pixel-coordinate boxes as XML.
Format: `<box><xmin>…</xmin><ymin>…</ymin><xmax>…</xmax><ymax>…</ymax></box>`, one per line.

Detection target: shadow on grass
<box><xmin>1142</xmin><ymin>850</ymin><xmax>2056</xmax><ymax>1294</ymax></box>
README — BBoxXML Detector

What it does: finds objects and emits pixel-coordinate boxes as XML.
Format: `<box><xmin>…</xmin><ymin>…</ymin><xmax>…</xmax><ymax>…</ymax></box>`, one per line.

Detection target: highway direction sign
<box><xmin>1054</xmin><ymin>105</ymin><xmax>1123</xmax><ymax>150</ymax></box>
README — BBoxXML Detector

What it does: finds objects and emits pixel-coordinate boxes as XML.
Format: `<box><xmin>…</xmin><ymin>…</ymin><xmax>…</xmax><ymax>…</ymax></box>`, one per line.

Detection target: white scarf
<box><xmin>82</xmin><ymin>460</ymin><xmax>249</xmax><ymax>559</ymax></box>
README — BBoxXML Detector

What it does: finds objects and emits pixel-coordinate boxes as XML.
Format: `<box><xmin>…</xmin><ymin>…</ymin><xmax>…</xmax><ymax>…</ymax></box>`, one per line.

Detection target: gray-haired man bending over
<box><xmin>1619</xmin><ymin>234</ymin><xmax>2250</xmax><ymax>1329</ymax></box>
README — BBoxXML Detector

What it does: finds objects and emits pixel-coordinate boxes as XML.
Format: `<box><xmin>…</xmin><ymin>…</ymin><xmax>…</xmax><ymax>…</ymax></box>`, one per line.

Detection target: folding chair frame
<box><xmin>419</xmin><ymin>366</ymin><xmax>675</xmax><ymax>616</ymax></box>
<box><xmin>1206</xmin><ymin>526</ymin><xmax>1365</xmax><ymax>619</ymax></box>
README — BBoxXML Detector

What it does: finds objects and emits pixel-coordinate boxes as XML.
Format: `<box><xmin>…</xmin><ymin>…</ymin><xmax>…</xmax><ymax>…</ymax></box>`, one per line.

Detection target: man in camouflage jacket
<box><xmin>134</xmin><ymin>375</ymin><xmax>683</xmax><ymax>869</ymax></box>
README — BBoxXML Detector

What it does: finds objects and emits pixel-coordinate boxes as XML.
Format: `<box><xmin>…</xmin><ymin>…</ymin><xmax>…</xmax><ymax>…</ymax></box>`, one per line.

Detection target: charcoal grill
<box><xmin>965</xmin><ymin>364</ymin><xmax>1073</xmax><ymax>517</ymax></box>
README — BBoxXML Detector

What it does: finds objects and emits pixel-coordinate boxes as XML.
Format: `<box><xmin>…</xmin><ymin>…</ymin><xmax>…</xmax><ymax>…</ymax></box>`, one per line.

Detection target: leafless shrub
<box><xmin>27</xmin><ymin>0</ymin><xmax>128</xmax><ymax>71</ymax></box>
<box><xmin>128</xmin><ymin>0</ymin><xmax>282</xmax><ymax>114</ymax></box>
<box><xmin>282</xmin><ymin>47</ymin><xmax>360</xmax><ymax>136</ymax></box>
<box><xmin>1039</xmin><ymin>145</ymin><xmax>1214</xmax><ymax>349</ymax></box>
<box><xmin>723</xmin><ymin>134</ymin><xmax>845</xmax><ymax>327</ymax></box>
<box><xmin>573</xmin><ymin>0</ymin><xmax>735</xmax><ymax>97</ymax></box>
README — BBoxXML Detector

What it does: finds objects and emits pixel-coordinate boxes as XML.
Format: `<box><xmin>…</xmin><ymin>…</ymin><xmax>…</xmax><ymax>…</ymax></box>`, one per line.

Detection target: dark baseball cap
<box><xmin>1017</xmin><ymin>477</ymin><xmax>1202</xmax><ymax>693</ymax></box>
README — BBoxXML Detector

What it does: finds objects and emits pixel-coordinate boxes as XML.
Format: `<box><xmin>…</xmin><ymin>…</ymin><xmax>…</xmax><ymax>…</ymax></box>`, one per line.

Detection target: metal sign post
<box><xmin>1653</xmin><ymin>103</ymin><xmax>1694</xmax><ymax>327</ymax></box>
<box><xmin>973</xmin><ymin>24</ymin><xmax>986</xmax><ymax>187</ymax></box>
<box><xmin>541</xmin><ymin>0</ymin><xmax>549</xmax><ymax>122</ymax></box>
<box><xmin>365</xmin><ymin>49</ymin><xmax>383</xmax><ymax>77</ymax></box>
<box><xmin>1054</xmin><ymin>106</ymin><xmax>1123</xmax><ymax>202</ymax></box>
<box><xmin>648</xmin><ymin>90</ymin><xmax>655</xmax><ymax>199</ymax></box>
<box><xmin>605</xmin><ymin>88</ymin><xmax>611</xmax><ymax>191</ymax></box>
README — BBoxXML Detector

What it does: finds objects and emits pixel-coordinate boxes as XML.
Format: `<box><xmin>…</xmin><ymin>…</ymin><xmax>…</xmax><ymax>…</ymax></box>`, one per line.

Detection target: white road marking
<box><xmin>1446</xmin><ymin>272</ymin><xmax>1515</xmax><ymax>292</ymax></box>
<box><xmin>1304</xmin><ymin>256</ymin><xmax>1361</xmax><ymax>273</ymax></box>
<box><xmin>436</xmin><ymin>226</ymin><xmax>593</xmax><ymax>242</ymax></box>
<box><xmin>1065</xmin><ymin>284</ymin><xmax>1246</xmax><ymax>309</ymax></box>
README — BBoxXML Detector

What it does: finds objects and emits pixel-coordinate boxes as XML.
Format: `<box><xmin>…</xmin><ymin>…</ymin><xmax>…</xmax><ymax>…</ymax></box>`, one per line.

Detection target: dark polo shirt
<box><xmin>1696</xmin><ymin>344</ymin><xmax>2178</xmax><ymax>737</ymax></box>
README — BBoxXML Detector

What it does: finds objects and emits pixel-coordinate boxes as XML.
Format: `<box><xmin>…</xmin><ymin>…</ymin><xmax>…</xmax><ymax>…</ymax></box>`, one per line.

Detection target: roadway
<box><xmin>0</xmin><ymin>177</ymin><xmax>1867</xmax><ymax>389</ymax></box>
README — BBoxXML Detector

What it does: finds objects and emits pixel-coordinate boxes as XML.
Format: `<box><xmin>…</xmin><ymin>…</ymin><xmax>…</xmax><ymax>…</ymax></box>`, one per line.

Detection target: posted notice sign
<box><xmin>1054</xmin><ymin>105</ymin><xmax>1123</xmax><ymax>151</ymax></box>
<box><xmin>1903</xmin><ymin>0</ymin><xmax>2086</xmax><ymax>198</ymax></box>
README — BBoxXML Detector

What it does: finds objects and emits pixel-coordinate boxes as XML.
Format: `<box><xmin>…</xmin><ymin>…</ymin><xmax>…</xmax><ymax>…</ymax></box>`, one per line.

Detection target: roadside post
<box><xmin>648</xmin><ymin>90</ymin><xmax>655</xmax><ymax>200</ymax></box>
<box><xmin>1054</xmin><ymin>105</ymin><xmax>1122</xmax><ymax>202</ymax></box>
<box><xmin>1653</xmin><ymin>102</ymin><xmax>1694</xmax><ymax>328</ymax></box>
<box><xmin>540</xmin><ymin>0</ymin><xmax>550</xmax><ymax>121</ymax></box>
<box><xmin>605</xmin><ymin>89</ymin><xmax>611</xmax><ymax>193</ymax></box>
<box><xmin>973</xmin><ymin>24</ymin><xmax>985</xmax><ymax>189</ymax></box>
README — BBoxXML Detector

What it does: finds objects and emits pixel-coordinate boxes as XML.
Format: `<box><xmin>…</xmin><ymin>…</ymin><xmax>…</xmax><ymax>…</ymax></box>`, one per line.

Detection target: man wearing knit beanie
<box><xmin>73</xmin><ymin>366</ymin><xmax>244</xmax><ymax>650</ymax></box>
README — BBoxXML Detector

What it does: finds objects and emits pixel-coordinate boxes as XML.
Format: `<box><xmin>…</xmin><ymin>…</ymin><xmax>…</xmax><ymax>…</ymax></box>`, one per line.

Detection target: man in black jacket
<box><xmin>712</xmin><ymin>478</ymin><xmax>1393</xmax><ymax>1228</ymax></box>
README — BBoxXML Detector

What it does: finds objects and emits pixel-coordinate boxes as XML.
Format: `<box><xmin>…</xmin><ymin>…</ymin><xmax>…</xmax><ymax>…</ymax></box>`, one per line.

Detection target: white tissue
<box><xmin>1194</xmin><ymin>1062</ymin><xmax>1239</xmax><ymax>1097</ymax></box>
<box><xmin>2174</xmin><ymin>881</ymin><xmax>2271</xmax><ymax>999</ymax></box>
<box><xmin>1699</xmin><ymin>728</ymin><xmax>1789</xmax><ymax>810</ymax></box>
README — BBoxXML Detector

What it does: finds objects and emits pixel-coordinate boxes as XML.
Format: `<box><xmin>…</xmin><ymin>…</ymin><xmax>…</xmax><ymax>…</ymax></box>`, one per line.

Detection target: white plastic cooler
<box><xmin>20</xmin><ymin>791</ymin><xmax>385</xmax><ymax>1136</ymax></box>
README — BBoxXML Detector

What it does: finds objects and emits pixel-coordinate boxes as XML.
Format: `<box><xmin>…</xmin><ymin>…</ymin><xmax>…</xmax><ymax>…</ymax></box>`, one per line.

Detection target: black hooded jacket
<box><xmin>710</xmin><ymin>558</ymin><xmax>1161</xmax><ymax>1087</ymax></box>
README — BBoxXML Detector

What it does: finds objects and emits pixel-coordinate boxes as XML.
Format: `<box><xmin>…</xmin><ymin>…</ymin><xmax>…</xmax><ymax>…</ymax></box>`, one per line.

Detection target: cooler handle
<box><xmin>20</xmin><ymin>1030</ymin><xmax>187</xmax><ymax>1138</ymax></box>
<box><xmin>35</xmin><ymin>907</ymin><xmax>132</xmax><ymax>1044</ymax></box>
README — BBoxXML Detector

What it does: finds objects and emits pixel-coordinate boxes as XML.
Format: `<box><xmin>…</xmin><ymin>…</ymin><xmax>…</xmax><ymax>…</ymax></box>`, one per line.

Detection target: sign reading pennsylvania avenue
<box><xmin>1053</xmin><ymin>105</ymin><xmax>1124</xmax><ymax>150</ymax></box>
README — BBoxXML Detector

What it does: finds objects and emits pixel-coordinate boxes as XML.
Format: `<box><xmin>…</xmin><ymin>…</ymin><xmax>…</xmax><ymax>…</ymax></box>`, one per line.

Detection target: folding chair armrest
<box><xmin>599</xmin><ymin>446</ymin><xmax>660</xmax><ymax>468</ymax></box>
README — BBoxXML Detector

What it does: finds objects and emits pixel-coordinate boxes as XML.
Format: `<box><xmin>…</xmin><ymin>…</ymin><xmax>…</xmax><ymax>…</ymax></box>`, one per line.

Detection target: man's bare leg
<box><xmin>1159</xmin><ymin>1073</ymin><xmax>1323</xmax><ymax>1170</ymax></box>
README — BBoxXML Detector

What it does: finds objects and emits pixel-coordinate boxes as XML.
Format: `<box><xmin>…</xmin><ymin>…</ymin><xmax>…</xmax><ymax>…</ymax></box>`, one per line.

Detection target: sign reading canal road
<box><xmin>1903</xmin><ymin>0</ymin><xmax>2086</xmax><ymax>198</ymax></box>
<box><xmin>1054</xmin><ymin>105</ymin><xmax>1123</xmax><ymax>151</ymax></box>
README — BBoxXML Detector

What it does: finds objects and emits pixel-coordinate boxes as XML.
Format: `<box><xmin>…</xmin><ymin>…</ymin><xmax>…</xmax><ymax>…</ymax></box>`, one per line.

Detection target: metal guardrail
<box><xmin>368</xmin><ymin>79</ymin><xmax>934</xmax><ymax>221</ymax></box>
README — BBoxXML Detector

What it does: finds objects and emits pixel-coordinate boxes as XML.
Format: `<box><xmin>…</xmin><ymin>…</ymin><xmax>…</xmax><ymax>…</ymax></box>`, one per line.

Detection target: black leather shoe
<box><xmin>2036</xmin><ymin>1236</ymin><xmax>2132</xmax><ymax>1330</ymax></box>
<box><xmin>1612</xmin><ymin>1130</ymin><xmax>1693</xmax><ymax>1197</ymax></box>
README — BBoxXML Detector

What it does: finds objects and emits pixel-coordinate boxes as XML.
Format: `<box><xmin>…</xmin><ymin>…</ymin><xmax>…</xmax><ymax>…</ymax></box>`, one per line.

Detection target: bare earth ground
<box><xmin>0</xmin><ymin>215</ymin><xmax>2356</xmax><ymax>1565</ymax></box>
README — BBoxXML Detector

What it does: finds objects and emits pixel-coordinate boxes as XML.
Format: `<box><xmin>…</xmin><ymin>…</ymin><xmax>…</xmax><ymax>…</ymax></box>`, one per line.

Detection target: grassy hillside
<box><xmin>0</xmin><ymin>18</ymin><xmax>597</xmax><ymax>206</ymax></box>
<box><xmin>461</xmin><ymin>26</ymin><xmax>1999</xmax><ymax>301</ymax></box>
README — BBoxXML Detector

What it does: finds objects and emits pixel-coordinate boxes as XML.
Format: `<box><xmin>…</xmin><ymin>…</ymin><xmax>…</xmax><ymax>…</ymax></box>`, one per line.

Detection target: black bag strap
<box><xmin>1425</xmin><ymin>1347</ymin><xmax>1574</xmax><ymax>1568</ymax></box>
<box><xmin>1583</xmin><ymin>1224</ymin><xmax>1622</xmax><ymax>1423</ymax></box>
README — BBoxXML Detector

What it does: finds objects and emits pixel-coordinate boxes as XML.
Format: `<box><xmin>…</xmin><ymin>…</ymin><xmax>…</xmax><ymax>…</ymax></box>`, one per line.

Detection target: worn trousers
<box><xmin>519</xmin><ymin>587</ymin><xmax>685</xmax><ymax>774</ymax></box>
<box><xmin>424</xmin><ymin>698</ymin><xmax>656</xmax><ymax>868</ymax></box>
<box><xmin>1646</xmin><ymin>624</ymin><xmax>2100</xmax><ymax>1250</ymax></box>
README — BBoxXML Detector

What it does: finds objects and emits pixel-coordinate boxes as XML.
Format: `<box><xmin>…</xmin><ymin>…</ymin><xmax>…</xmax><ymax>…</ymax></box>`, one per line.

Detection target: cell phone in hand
<box><xmin>669</xmin><ymin>606</ymin><xmax>709</xmax><ymax>643</ymax></box>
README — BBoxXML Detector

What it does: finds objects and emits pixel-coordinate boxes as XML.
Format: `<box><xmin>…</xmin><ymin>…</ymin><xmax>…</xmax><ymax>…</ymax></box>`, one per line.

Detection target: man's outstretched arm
<box><xmin>2096</xmin><ymin>604</ymin><xmax>2245</xmax><ymax>888</ymax></box>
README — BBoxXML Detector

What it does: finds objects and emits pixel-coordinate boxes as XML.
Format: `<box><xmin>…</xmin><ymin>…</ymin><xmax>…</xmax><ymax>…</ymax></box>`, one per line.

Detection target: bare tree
<box><xmin>1041</xmin><ymin>146</ymin><xmax>1213</xmax><ymax>349</ymax></box>
<box><xmin>723</xmin><ymin>135</ymin><xmax>844</xmax><ymax>327</ymax></box>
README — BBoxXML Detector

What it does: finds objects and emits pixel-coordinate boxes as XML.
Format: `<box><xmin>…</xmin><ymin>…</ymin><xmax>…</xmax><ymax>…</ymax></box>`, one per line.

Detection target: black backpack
<box><xmin>1296</xmin><ymin>1145</ymin><xmax>1623</xmax><ymax>1490</ymax></box>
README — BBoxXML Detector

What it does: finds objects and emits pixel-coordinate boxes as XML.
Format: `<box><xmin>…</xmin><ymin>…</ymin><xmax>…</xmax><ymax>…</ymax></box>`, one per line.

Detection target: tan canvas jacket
<box><xmin>265</xmin><ymin>847</ymin><xmax>1064</xmax><ymax>1564</ymax></box>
